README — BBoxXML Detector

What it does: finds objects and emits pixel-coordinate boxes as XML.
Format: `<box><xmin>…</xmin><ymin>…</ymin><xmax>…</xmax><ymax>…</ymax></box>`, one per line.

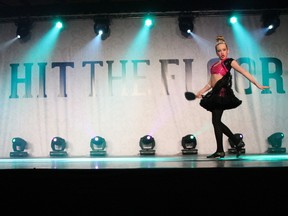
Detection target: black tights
<box><xmin>211</xmin><ymin>109</ymin><xmax>238</xmax><ymax>152</ymax></box>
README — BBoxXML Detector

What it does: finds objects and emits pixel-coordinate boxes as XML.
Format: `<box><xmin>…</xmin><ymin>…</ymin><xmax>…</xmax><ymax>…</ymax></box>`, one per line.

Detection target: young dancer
<box><xmin>196</xmin><ymin>36</ymin><xmax>270</xmax><ymax>158</ymax></box>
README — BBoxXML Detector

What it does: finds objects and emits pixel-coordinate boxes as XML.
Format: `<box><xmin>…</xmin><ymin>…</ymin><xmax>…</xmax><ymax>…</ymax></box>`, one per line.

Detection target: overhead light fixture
<box><xmin>139</xmin><ymin>135</ymin><xmax>156</xmax><ymax>155</ymax></box>
<box><xmin>261</xmin><ymin>11</ymin><xmax>280</xmax><ymax>36</ymax></box>
<box><xmin>15</xmin><ymin>18</ymin><xmax>32</xmax><ymax>41</ymax></box>
<box><xmin>94</xmin><ymin>17</ymin><xmax>110</xmax><ymax>40</ymax></box>
<box><xmin>228</xmin><ymin>133</ymin><xmax>246</xmax><ymax>155</ymax></box>
<box><xmin>10</xmin><ymin>137</ymin><xmax>29</xmax><ymax>158</ymax></box>
<box><xmin>181</xmin><ymin>134</ymin><xmax>198</xmax><ymax>155</ymax></box>
<box><xmin>50</xmin><ymin>136</ymin><xmax>68</xmax><ymax>157</ymax></box>
<box><xmin>90</xmin><ymin>136</ymin><xmax>107</xmax><ymax>157</ymax></box>
<box><xmin>51</xmin><ymin>17</ymin><xmax>64</xmax><ymax>30</ymax></box>
<box><xmin>144</xmin><ymin>14</ymin><xmax>154</xmax><ymax>28</ymax></box>
<box><xmin>178</xmin><ymin>15</ymin><xmax>194</xmax><ymax>38</ymax></box>
<box><xmin>227</xmin><ymin>12</ymin><xmax>241</xmax><ymax>26</ymax></box>
<box><xmin>55</xmin><ymin>19</ymin><xmax>64</xmax><ymax>29</ymax></box>
<box><xmin>267</xmin><ymin>132</ymin><xmax>285</xmax><ymax>153</ymax></box>
<box><xmin>229</xmin><ymin>16</ymin><xmax>238</xmax><ymax>24</ymax></box>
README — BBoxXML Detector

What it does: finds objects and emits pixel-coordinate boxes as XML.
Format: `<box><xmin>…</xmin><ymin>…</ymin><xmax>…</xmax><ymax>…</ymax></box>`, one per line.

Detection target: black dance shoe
<box><xmin>207</xmin><ymin>152</ymin><xmax>225</xmax><ymax>158</ymax></box>
<box><xmin>235</xmin><ymin>141</ymin><xmax>245</xmax><ymax>158</ymax></box>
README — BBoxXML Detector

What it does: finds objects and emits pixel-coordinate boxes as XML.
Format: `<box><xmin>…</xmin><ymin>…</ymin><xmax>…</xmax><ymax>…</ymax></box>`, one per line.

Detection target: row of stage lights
<box><xmin>14</xmin><ymin>15</ymin><xmax>155</xmax><ymax>41</ymax></box>
<box><xmin>15</xmin><ymin>11</ymin><xmax>281</xmax><ymax>42</ymax></box>
<box><xmin>8</xmin><ymin>132</ymin><xmax>285</xmax><ymax>158</ymax></box>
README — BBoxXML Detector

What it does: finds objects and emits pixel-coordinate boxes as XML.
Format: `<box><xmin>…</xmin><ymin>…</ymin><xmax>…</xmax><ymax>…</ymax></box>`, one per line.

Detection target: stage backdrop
<box><xmin>0</xmin><ymin>14</ymin><xmax>287</xmax><ymax>157</ymax></box>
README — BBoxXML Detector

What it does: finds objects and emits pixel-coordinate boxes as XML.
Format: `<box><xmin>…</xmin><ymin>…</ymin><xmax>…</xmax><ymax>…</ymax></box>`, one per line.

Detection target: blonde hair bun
<box><xmin>216</xmin><ymin>35</ymin><xmax>226</xmax><ymax>43</ymax></box>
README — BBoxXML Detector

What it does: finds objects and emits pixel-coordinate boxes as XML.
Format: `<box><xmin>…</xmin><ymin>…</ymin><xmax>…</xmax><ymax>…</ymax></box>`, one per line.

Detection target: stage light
<box><xmin>56</xmin><ymin>21</ymin><xmax>63</xmax><ymax>29</ymax></box>
<box><xmin>261</xmin><ymin>11</ymin><xmax>280</xmax><ymax>36</ymax></box>
<box><xmin>227</xmin><ymin>13</ymin><xmax>241</xmax><ymax>26</ymax></box>
<box><xmin>144</xmin><ymin>15</ymin><xmax>154</xmax><ymax>27</ymax></box>
<box><xmin>228</xmin><ymin>133</ymin><xmax>246</xmax><ymax>155</ymax></box>
<box><xmin>178</xmin><ymin>15</ymin><xmax>194</xmax><ymax>38</ymax></box>
<box><xmin>143</xmin><ymin>14</ymin><xmax>154</xmax><ymax>28</ymax></box>
<box><xmin>10</xmin><ymin>137</ymin><xmax>29</xmax><ymax>158</ymax></box>
<box><xmin>90</xmin><ymin>136</ymin><xmax>107</xmax><ymax>157</ymax></box>
<box><xmin>52</xmin><ymin>17</ymin><xmax>64</xmax><ymax>30</ymax></box>
<box><xmin>15</xmin><ymin>18</ymin><xmax>32</xmax><ymax>41</ymax></box>
<box><xmin>229</xmin><ymin>16</ymin><xmax>238</xmax><ymax>24</ymax></box>
<box><xmin>145</xmin><ymin>18</ymin><xmax>152</xmax><ymax>27</ymax></box>
<box><xmin>181</xmin><ymin>134</ymin><xmax>198</xmax><ymax>155</ymax></box>
<box><xmin>267</xmin><ymin>132</ymin><xmax>286</xmax><ymax>153</ymax></box>
<box><xmin>50</xmin><ymin>136</ymin><xmax>68</xmax><ymax>157</ymax></box>
<box><xmin>94</xmin><ymin>17</ymin><xmax>110</xmax><ymax>40</ymax></box>
<box><xmin>139</xmin><ymin>135</ymin><xmax>156</xmax><ymax>155</ymax></box>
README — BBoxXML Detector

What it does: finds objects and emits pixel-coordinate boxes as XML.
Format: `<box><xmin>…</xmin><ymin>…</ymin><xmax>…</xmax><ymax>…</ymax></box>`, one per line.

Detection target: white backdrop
<box><xmin>0</xmin><ymin>14</ymin><xmax>287</xmax><ymax>157</ymax></box>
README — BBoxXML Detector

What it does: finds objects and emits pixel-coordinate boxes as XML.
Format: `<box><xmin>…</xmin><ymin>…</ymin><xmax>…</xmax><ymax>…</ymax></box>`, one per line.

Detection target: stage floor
<box><xmin>1</xmin><ymin>153</ymin><xmax>288</xmax><ymax>169</ymax></box>
<box><xmin>2</xmin><ymin>153</ymin><xmax>288</xmax><ymax>215</ymax></box>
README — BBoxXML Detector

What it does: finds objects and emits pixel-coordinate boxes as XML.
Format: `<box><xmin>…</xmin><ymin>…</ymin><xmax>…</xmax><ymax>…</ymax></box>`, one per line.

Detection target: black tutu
<box><xmin>200</xmin><ymin>89</ymin><xmax>242</xmax><ymax>111</ymax></box>
<box><xmin>199</xmin><ymin>71</ymin><xmax>242</xmax><ymax>112</ymax></box>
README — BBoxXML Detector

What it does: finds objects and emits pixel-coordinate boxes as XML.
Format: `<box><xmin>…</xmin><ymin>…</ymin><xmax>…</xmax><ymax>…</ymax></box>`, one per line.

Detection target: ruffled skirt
<box><xmin>200</xmin><ymin>87</ymin><xmax>242</xmax><ymax>111</ymax></box>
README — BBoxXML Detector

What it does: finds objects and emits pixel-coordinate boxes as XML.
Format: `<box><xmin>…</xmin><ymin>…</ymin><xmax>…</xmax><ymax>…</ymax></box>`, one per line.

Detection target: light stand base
<box><xmin>10</xmin><ymin>151</ymin><xmax>29</xmax><ymax>158</ymax></box>
<box><xmin>181</xmin><ymin>149</ymin><xmax>198</xmax><ymax>155</ymax></box>
<box><xmin>228</xmin><ymin>148</ymin><xmax>246</xmax><ymax>154</ymax></box>
<box><xmin>50</xmin><ymin>151</ymin><xmax>68</xmax><ymax>157</ymax></box>
<box><xmin>140</xmin><ymin>149</ymin><xmax>155</xmax><ymax>156</ymax></box>
<box><xmin>267</xmin><ymin>147</ymin><xmax>286</xmax><ymax>153</ymax></box>
<box><xmin>90</xmin><ymin>150</ymin><xmax>106</xmax><ymax>157</ymax></box>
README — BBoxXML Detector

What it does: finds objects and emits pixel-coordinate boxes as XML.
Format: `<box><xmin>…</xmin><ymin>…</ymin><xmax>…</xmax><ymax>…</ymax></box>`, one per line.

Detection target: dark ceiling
<box><xmin>0</xmin><ymin>0</ymin><xmax>287</xmax><ymax>21</ymax></box>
